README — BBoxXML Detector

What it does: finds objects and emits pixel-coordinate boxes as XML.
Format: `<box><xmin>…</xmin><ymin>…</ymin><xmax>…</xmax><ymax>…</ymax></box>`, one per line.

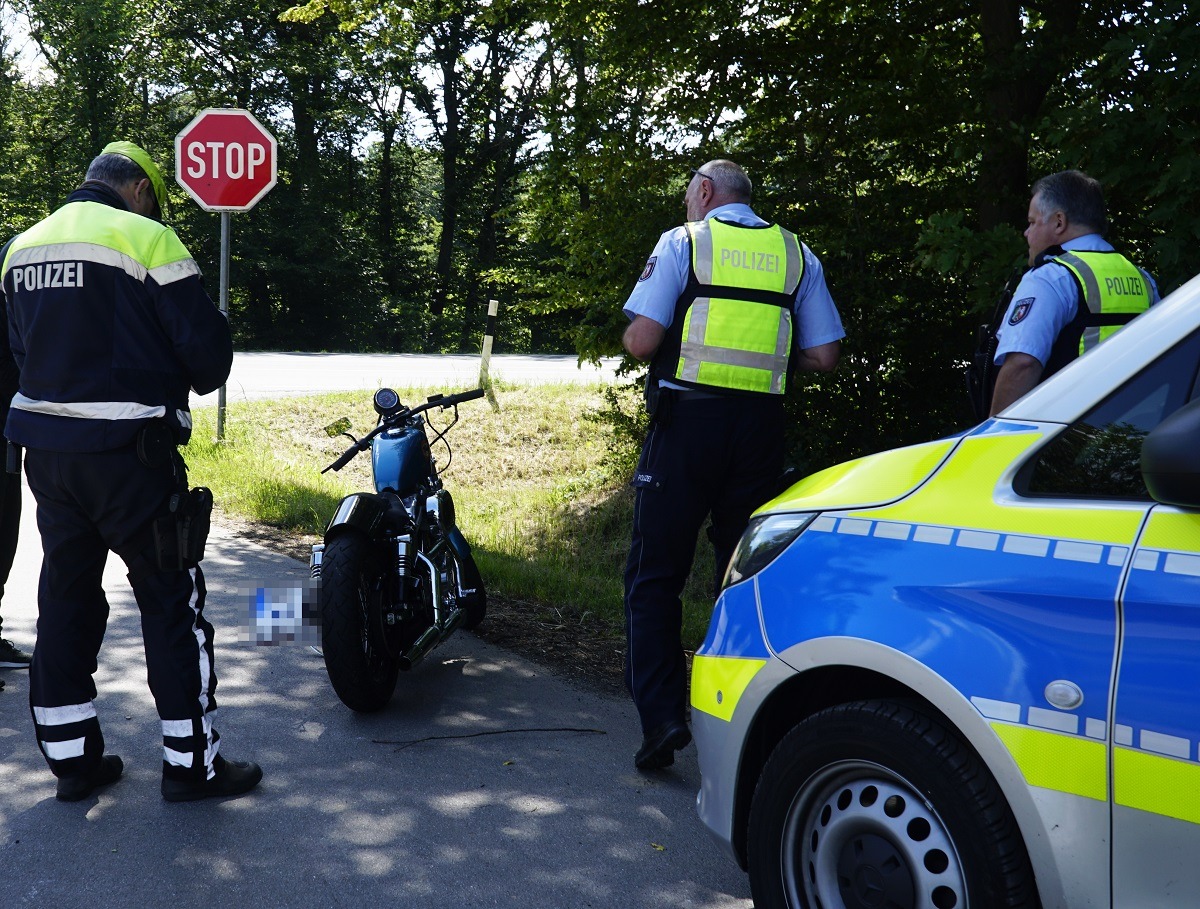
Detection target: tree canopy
<box><xmin>0</xmin><ymin>0</ymin><xmax>1193</xmax><ymax>469</ymax></box>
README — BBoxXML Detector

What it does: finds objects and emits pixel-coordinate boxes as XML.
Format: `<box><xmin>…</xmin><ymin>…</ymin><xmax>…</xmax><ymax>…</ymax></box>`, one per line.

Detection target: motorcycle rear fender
<box><xmin>324</xmin><ymin>492</ymin><xmax>392</xmax><ymax>540</ymax></box>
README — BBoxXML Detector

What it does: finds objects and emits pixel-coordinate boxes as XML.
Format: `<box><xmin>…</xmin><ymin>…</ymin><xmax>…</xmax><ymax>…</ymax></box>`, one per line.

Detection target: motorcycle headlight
<box><xmin>723</xmin><ymin>512</ymin><xmax>816</xmax><ymax>589</ymax></box>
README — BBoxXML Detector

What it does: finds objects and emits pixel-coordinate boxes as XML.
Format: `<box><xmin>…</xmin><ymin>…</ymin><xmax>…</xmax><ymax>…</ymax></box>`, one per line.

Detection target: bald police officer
<box><xmin>622</xmin><ymin>159</ymin><xmax>843</xmax><ymax>770</ymax></box>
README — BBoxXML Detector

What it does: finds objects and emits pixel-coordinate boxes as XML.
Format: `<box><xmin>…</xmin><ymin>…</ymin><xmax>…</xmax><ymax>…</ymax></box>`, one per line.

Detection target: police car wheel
<box><xmin>320</xmin><ymin>532</ymin><xmax>399</xmax><ymax>712</ymax></box>
<box><xmin>746</xmin><ymin>699</ymin><xmax>1038</xmax><ymax>909</ymax></box>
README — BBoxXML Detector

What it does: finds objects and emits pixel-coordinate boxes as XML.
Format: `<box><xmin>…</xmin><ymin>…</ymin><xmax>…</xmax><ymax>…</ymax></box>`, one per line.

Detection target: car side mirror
<box><xmin>1141</xmin><ymin>397</ymin><xmax>1200</xmax><ymax>508</ymax></box>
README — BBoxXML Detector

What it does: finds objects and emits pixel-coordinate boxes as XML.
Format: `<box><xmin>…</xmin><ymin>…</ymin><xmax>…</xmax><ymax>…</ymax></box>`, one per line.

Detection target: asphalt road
<box><xmin>195</xmin><ymin>352</ymin><xmax>624</xmax><ymax>407</ymax></box>
<box><xmin>0</xmin><ymin>353</ymin><xmax>753</xmax><ymax>908</ymax></box>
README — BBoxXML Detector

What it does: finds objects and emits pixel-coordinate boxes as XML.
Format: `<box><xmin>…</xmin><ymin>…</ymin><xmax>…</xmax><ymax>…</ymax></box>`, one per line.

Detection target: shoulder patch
<box><xmin>638</xmin><ymin>256</ymin><xmax>657</xmax><ymax>282</ymax></box>
<box><xmin>1008</xmin><ymin>297</ymin><xmax>1035</xmax><ymax>325</ymax></box>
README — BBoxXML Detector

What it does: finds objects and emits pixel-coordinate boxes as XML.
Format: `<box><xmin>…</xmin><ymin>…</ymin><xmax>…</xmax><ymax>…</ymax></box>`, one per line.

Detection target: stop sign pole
<box><xmin>174</xmin><ymin>108</ymin><xmax>278</xmax><ymax>440</ymax></box>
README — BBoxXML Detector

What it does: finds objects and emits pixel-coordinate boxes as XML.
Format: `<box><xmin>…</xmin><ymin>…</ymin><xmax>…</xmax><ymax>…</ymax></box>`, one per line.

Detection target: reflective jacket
<box><xmin>1</xmin><ymin>182</ymin><xmax>232</xmax><ymax>451</ymax></box>
<box><xmin>652</xmin><ymin>218</ymin><xmax>803</xmax><ymax>395</ymax></box>
<box><xmin>1042</xmin><ymin>248</ymin><xmax>1153</xmax><ymax>379</ymax></box>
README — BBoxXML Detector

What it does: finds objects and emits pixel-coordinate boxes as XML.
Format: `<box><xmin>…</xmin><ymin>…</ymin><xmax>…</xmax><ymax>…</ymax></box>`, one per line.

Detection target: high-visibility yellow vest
<box><xmin>655</xmin><ymin>219</ymin><xmax>804</xmax><ymax>395</ymax></box>
<box><xmin>1047</xmin><ymin>250</ymin><xmax>1152</xmax><ymax>365</ymax></box>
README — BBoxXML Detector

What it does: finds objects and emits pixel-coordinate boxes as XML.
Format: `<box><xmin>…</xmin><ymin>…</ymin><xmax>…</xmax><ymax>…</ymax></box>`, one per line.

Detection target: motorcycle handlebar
<box><xmin>322</xmin><ymin>388</ymin><xmax>484</xmax><ymax>472</ymax></box>
<box><xmin>394</xmin><ymin>388</ymin><xmax>485</xmax><ymax>423</ymax></box>
<box><xmin>434</xmin><ymin>388</ymin><xmax>486</xmax><ymax>408</ymax></box>
<box><xmin>322</xmin><ymin>443</ymin><xmax>364</xmax><ymax>473</ymax></box>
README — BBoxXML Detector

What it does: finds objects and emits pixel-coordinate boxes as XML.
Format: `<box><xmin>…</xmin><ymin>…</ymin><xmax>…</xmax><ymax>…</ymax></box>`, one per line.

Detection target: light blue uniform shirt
<box><xmin>995</xmin><ymin>235</ymin><xmax>1160</xmax><ymax>367</ymax></box>
<box><xmin>623</xmin><ymin>203</ymin><xmax>845</xmax><ymax>352</ymax></box>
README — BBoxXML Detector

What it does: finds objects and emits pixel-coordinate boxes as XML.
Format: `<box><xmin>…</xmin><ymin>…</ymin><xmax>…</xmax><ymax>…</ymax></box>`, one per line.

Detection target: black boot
<box><xmin>634</xmin><ymin>721</ymin><xmax>692</xmax><ymax>771</ymax></box>
<box><xmin>162</xmin><ymin>755</ymin><xmax>263</xmax><ymax>802</ymax></box>
<box><xmin>56</xmin><ymin>754</ymin><xmax>124</xmax><ymax>802</ymax></box>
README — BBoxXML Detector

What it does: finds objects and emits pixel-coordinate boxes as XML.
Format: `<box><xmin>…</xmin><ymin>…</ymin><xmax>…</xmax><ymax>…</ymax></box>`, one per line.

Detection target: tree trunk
<box><xmin>433</xmin><ymin>45</ymin><xmax>460</xmax><ymax>317</ymax></box>
<box><xmin>289</xmin><ymin>75</ymin><xmax>321</xmax><ymax>190</ymax></box>
<box><xmin>379</xmin><ymin>122</ymin><xmax>397</xmax><ymax>296</ymax></box>
<box><xmin>975</xmin><ymin>0</ymin><xmax>1083</xmax><ymax>231</ymax></box>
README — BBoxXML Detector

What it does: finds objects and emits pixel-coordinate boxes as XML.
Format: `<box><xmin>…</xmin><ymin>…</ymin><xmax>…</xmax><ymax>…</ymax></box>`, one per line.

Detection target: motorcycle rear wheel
<box><xmin>320</xmin><ymin>532</ymin><xmax>399</xmax><ymax>712</ymax></box>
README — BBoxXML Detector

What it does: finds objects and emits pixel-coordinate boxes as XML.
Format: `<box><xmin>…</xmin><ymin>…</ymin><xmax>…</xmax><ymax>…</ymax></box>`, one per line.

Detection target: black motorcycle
<box><xmin>311</xmin><ymin>387</ymin><xmax>487</xmax><ymax>712</ymax></box>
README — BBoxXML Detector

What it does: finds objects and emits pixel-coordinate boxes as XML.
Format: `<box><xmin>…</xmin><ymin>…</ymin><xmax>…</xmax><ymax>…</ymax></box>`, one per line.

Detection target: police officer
<box><xmin>622</xmin><ymin>159</ymin><xmax>843</xmax><ymax>770</ymax></box>
<box><xmin>990</xmin><ymin>169</ymin><xmax>1159</xmax><ymax>415</ymax></box>
<box><xmin>0</xmin><ymin>141</ymin><xmax>262</xmax><ymax>802</ymax></box>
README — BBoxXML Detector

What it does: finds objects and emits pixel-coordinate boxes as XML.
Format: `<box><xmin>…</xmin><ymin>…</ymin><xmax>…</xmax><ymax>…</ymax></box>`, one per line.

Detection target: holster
<box><xmin>646</xmin><ymin>379</ymin><xmax>675</xmax><ymax>427</ymax></box>
<box><xmin>644</xmin><ymin>374</ymin><xmax>661</xmax><ymax>416</ymax></box>
<box><xmin>152</xmin><ymin>486</ymin><xmax>214</xmax><ymax>570</ymax></box>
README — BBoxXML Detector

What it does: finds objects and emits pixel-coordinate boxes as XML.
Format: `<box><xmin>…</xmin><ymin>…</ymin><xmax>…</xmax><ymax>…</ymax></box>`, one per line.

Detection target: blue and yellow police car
<box><xmin>692</xmin><ymin>271</ymin><xmax>1200</xmax><ymax>909</ymax></box>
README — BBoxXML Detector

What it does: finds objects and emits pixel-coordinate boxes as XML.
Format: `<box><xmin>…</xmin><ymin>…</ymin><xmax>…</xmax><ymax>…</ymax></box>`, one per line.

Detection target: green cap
<box><xmin>101</xmin><ymin>141</ymin><xmax>167</xmax><ymax>214</ymax></box>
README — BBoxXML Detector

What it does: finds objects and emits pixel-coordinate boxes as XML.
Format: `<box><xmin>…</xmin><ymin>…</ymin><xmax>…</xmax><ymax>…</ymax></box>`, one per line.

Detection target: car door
<box><xmin>1022</xmin><ymin>326</ymin><xmax>1200</xmax><ymax>907</ymax></box>
<box><xmin>1117</xmin><ymin>506</ymin><xmax>1200</xmax><ymax>906</ymax></box>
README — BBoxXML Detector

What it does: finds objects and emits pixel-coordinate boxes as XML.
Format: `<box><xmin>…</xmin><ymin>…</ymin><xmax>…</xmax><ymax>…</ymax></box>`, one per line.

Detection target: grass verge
<box><xmin>183</xmin><ymin>381</ymin><xmax>716</xmax><ymax>651</ymax></box>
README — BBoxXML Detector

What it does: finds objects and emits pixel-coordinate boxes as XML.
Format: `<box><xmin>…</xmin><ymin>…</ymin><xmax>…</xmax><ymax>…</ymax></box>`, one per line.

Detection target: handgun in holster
<box><xmin>152</xmin><ymin>486</ymin><xmax>214</xmax><ymax>570</ymax></box>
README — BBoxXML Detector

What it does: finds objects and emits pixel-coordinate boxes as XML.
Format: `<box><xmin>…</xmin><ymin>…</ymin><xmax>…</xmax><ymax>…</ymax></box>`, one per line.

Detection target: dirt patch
<box><xmin>216</xmin><ymin>515</ymin><xmax>629</xmax><ymax>698</ymax></box>
<box><xmin>472</xmin><ymin>594</ymin><xmax>628</xmax><ymax>697</ymax></box>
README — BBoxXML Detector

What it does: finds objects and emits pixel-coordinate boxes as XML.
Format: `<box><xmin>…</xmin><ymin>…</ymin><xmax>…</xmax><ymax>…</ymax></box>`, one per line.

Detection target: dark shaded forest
<box><xmin>0</xmin><ymin>0</ymin><xmax>1194</xmax><ymax>469</ymax></box>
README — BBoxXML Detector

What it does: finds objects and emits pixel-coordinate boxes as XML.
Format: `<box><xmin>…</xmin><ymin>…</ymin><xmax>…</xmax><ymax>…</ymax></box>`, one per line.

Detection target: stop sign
<box><xmin>175</xmin><ymin>108</ymin><xmax>277</xmax><ymax>211</ymax></box>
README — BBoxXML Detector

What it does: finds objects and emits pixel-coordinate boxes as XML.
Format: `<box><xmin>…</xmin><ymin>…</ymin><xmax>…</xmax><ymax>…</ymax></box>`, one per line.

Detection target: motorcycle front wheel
<box><xmin>319</xmin><ymin>532</ymin><xmax>399</xmax><ymax>712</ymax></box>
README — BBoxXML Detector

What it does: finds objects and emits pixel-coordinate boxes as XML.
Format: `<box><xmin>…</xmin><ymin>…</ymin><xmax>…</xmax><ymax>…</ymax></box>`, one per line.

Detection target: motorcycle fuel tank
<box><xmin>371</xmin><ymin>424</ymin><xmax>431</xmax><ymax>495</ymax></box>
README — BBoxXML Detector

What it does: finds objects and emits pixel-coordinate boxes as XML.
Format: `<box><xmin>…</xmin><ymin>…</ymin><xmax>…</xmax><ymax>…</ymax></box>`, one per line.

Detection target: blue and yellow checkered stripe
<box><xmin>974</xmin><ymin>695</ymin><xmax>1200</xmax><ymax>825</ymax></box>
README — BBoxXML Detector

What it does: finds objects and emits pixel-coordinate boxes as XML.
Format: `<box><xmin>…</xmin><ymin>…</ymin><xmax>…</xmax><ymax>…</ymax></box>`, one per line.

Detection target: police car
<box><xmin>691</xmin><ymin>271</ymin><xmax>1200</xmax><ymax>909</ymax></box>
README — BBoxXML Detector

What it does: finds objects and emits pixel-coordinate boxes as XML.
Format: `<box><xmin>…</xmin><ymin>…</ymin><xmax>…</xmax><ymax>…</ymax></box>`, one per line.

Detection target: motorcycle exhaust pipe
<box><xmin>396</xmin><ymin>550</ymin><xmax>468</xmax><ymax>670</ymax></box>
<box><xmin>397</xmin><ymin>607</ymin><xmax>466</xmax><ymax>670</ymax></box>
<box><xmin>413</xmin><ymin>550</ymin><xmax>444</xmax><ymax>624</ymax></box>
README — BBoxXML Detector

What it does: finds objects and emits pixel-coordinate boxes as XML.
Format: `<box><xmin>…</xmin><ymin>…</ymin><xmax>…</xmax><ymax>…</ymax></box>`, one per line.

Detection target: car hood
<box><xmin>757</xmin><ymin>436</ymin><xmax>963</xmax><ymax>515</ymax></box>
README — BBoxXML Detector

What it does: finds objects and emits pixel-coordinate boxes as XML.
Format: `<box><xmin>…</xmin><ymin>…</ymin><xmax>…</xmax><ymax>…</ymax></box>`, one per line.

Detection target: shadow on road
<box><xmin>0</xmin><ymin>524</ymin><xmax>751</xmax><ymax>909</ymax></box>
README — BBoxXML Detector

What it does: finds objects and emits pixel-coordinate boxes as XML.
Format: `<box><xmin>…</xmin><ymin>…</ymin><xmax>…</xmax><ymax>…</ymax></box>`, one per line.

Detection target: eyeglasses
<box><xmin>689</xmin><ymin>167</ymin><xmax>717</xmax><ymax>183</ymax></box>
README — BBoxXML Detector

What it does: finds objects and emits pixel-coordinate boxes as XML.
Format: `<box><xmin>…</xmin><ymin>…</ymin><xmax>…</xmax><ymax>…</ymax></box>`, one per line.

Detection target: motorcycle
<box><xmin>310</xmin><ymin>386</ymin><xmax>487</xmax><ymax>712</ymax></box>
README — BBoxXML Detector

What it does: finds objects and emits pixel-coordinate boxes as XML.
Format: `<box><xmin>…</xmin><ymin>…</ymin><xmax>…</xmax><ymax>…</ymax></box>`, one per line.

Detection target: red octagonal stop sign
<box><xmin>175</xmin><ymin>108</ymin><xmax>277</xmax><ymax>211</ymax></box>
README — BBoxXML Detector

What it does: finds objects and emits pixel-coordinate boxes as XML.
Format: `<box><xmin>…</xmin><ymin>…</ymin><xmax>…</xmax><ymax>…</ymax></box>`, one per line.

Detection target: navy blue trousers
<box><xmin>24</xmin><ymin>445</ymin><xmax>219</xmax><ymax>783</ymax></box>
<box><xmin>0</xmin><ymin>467</ymin><xmax>20</xmax><ymax>636</ymax></box>
<box><xmin>623</xmin><ymin>393</ymin><xmax>784</xmax><ymax>734</ymax></box>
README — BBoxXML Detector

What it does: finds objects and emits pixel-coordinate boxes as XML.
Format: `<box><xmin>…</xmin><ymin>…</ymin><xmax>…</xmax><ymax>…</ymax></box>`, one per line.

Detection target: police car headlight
<box><xmin>723</xmin><ymin>513</ymin><xmax>816</xmax><ymax>588</ymax></box>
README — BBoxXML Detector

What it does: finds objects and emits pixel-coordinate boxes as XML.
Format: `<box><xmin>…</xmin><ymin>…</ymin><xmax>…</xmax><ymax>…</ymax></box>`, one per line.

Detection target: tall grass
<box><xmin>183</xmin><ymin>382</ymin><xmax>716</xmax><ymax>649</ymax></box>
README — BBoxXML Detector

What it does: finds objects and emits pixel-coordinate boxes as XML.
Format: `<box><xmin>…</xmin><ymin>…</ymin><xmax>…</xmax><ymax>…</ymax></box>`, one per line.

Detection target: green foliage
<box><xmin>1</xmin><ymin>0</ymin><xmax>1192</xmax><ymax>657</ymax></box>
<box><xmin>0</xmin><ymin>0</ymin><xmax>1194</xmax><ymax>473</ymax></box>
<box><xmin>589</xmin><ymin>381</ymin><xmax>648</xmax><ymax>479</ymax></box>
<box><xmin>1039</xmin><ymin>0</ymin><xmax>1199</xmax><ymax>295</ymax></box>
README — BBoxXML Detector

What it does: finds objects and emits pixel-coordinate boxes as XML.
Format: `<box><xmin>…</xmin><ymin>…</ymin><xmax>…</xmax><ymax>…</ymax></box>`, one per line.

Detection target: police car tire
<box><xmin>319</xmin><ymin>532</ymin><xmax>399</xmax><ymax>713</ymax></box>
<box><xmin>746</xmin><ymin>699</ymin><xmax>1038</xmax><ymax>909</ymax></box>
